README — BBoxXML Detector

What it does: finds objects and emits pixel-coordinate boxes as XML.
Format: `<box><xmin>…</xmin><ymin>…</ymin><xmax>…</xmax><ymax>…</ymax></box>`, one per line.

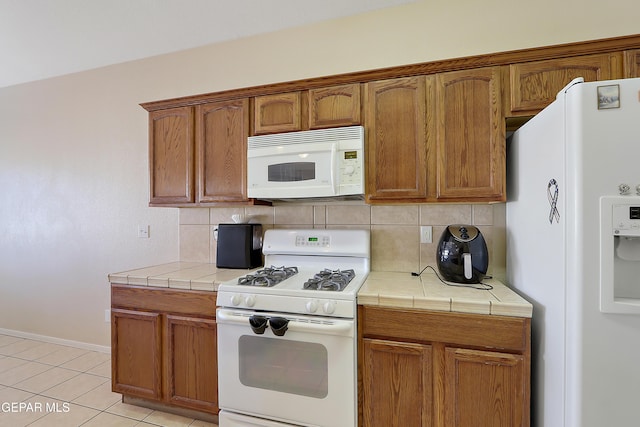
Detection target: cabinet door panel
<box><xmin>254</xmin><ymin>92</ymin><xmax>302</xmax><ymax>134</ymax></box>
<box><xmin>435</xmin><ymin>67</ymin><xmax>504</xmax><ymax>201</ymax></box>
<box><xmin>111</xmin><ymin>309</ymin><xmax>162</xmax><ymax>400</ymax></box>
<box><xmin>166</xmin><ymin>315</ymin><xmax>218</xmax><ymax>413</ymax></box>
<box><xmin>362</xmin><ymin>338</ymin><xmax>432</xmax><ymax>427</ymax></box>
<box><xmin>309</xmin><ymin>84</ymin><xmax>361</xmax><ymax>128</ymax></box>
<box><xmin>445</xmin><ymin>347</ymin><xmax>526</xmax><ymax>427</ymax></box>
<box><xmin>509</xmin><ymin>53</ymin><xmax>621</xmax><ymax>114</ymax></box>
<box><xmin>624</xmin><ymin>49</ymin><xmax>640</xmax><ymax>77</ymax></box>
<box><xmin>149</xmin><ymin>107</ymin><xmax>194</xmax><ymax>204</ymax></box>
<box><xmin>196</xmin><ymin>99</ymin><xmax>249</xmax><ymax>203</ymax></box>
<box><xmin>365</xmin><ymin>77</ymin><xmax>428</xmax><ymax>201</ymax></box>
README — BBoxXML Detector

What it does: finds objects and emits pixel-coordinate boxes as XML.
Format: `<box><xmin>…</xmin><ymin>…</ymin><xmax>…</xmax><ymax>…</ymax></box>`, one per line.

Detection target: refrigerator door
<box><xmin>509</xmin><ymin>77</ymin><xmax>640</xmax><ymax>427</ymax></box>
<box><xmin>564</xmin><ymin>78</ymin><xmax>640</xmax><ymax>427</ymax></box>
<box><xmin>507</xmin><ymin>92</ymin><xmax>567</xmax><ymax>427</ymax></box>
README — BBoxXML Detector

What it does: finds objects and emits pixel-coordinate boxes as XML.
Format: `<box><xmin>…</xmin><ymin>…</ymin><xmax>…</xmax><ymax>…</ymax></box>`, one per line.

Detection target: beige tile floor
<box><xmin>0</xmin><ymin>334</ymin><xmax>218</xmax><ymax>427</ymax></box>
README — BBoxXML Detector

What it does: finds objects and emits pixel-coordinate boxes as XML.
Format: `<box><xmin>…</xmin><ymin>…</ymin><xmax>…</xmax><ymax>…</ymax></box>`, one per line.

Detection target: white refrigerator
<box><xmin>507</xmin><ymin>77</ymin><xmax>640</xmax><ymax>427</ymax></box>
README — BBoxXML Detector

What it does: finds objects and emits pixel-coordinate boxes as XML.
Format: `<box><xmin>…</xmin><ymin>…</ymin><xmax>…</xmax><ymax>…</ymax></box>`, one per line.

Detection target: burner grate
<box><xmin>303</xmin><ymin>269</ymin><xmax>355</xmax><ymax>291</ymax></box>
<box><xmin>238</xmin><ymin>266</ymin><xmax>298</xmax><ymax>287</ymax></box>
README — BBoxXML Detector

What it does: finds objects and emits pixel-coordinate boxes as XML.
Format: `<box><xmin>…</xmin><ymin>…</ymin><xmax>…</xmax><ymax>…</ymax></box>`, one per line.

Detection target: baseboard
<box><xmin>0</xmin><ymin>328</ymin><xmax>110</xmax><ymax>354</ymax></box>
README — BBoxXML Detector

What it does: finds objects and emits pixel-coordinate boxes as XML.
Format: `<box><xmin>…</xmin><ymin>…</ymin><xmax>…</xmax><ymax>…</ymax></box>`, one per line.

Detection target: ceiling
<box><xmin>0</xmin><ymin>0</ymin><xmax>415</xmax><ymax>88</ymax></box>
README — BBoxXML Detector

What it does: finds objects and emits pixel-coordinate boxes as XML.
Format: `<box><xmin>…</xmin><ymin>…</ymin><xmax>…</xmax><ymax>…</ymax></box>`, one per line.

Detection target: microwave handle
<box><xmin>330</xmin><ymin>143</ymin><xmax>338</xmax><ymax>195</ymax></box>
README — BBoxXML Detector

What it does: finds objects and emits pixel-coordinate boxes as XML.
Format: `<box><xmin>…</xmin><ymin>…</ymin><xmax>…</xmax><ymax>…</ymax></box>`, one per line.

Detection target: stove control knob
<box><xmin>323</xmin><ymin>301</ymin><xmax>336</xmax><ymax>315</ymax></box>
<box><xmin>230</xmin><ymin>294</ymin><xmax>241</xmax><ymax>306</ymax></box>
<box><xmin>305</xmin><ymin>300</ymin><xmax>319</xmax><ymax>313</ymax></box>
<box><xmin>244</xmin><ymin>295</ymin><xmax>256</xmax><ymax>307</ymax></box>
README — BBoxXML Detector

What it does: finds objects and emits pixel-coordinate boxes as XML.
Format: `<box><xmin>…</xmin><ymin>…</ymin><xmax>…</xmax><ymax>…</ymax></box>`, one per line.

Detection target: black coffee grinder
<box><xmin>436</xmin><ymin>225</ymin><xmax>488</xmax><ymax>284</ymax></box>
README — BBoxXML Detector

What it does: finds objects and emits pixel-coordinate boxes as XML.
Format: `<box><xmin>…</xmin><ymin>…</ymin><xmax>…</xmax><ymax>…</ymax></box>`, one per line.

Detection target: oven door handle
<box><xmin>217</xmin><ymin>309</ymin><xmax>354</xmax><ymax>337</ymax></box>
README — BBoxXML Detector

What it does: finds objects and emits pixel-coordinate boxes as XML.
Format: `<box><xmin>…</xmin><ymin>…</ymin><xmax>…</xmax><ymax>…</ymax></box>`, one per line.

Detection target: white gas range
<box><xmin>216</xmin><ymin>228</ymin><xmax>370</xmax><ymax>427</ymax></box>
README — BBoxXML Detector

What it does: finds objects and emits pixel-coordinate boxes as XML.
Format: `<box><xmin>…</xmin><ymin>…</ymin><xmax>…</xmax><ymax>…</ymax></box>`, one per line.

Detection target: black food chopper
<box><xmin>436</xmin><ymin>225</ymin><xmax>488</xmax><ymax>284</ymax></box>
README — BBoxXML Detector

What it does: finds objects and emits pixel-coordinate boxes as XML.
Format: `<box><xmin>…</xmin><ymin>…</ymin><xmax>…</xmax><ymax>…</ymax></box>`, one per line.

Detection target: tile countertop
<box><xmin>358</xmin><ymin>271</ymin><xmax>532</xmax><ymax>318</ymax></box>
<box><xmin>108</xmin><ymin>262</ymin><xmax>257</xmax><ymax>292</ymax></box>
<box><xmin>108</xmin><ymin>263</ymin><xmax>532</xmax><ymax>318</ymax></box>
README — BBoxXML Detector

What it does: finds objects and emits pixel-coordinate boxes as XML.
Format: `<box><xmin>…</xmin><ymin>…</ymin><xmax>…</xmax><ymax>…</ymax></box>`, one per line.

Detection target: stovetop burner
<box><xmin>238</xmin><ymin>266</ymin><xmax>298</xmax><ymax>287</ymax></box>
<box><xmin>303</xmin><ymin>269</ymin><xmax>355</xmax><ymax>291</ymax></box>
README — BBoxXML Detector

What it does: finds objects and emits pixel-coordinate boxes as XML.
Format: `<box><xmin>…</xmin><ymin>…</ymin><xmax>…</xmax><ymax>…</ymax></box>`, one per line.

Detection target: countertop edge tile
<box><xmin>357</xmin><ymin>294</ymin><xmax>379</xmax><ymax>305</ymax></box>
<box><xmin>491</xmin><ymin>301</ymin><xmax>534</xmax><ymax>317</ymax></box>
<box><xmin>450</xmin><ymin>298</ymin><xmax>491</xmax><ymax>315</ymax></box>
<box><xmin>379</xmin><ymin>294</ymin><xmax>414</xmax><ymax>308</ymax></box>
<box><xmin>413</xmin><ymin>296</ymin><xmax>452</xmax><ymax>312</ymax></box>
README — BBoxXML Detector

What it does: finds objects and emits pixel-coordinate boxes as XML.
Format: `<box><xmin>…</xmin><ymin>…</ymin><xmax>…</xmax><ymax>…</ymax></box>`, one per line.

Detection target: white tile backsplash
<box><xmin>179</xmin><ymin>203</ymin><xmax>506</xmax><ymax>276</ymax></box>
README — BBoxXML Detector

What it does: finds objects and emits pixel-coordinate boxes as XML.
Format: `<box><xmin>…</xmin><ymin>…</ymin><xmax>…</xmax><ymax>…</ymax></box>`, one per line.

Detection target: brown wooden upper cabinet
<box><xmin>148</xmin><ymin>100</ymin><xmax>251</xmax><ymax>206</ymax></box>
<box><xmin>308</xmin><ymin>84</ymin><xmax>361</xmax><ymax>129</ymax></box>
<box><xmin>365</xmin><ymin>70</ymin><xmax>505</xmax><ymax>203</ymax></box>
<box><xmin>253</xmin><ymin>84</ymin><xmax>361</xmax><ymax>135</ymax></box>
<box><xmin>196</xmin><ymin>99</ymin><xmax>250</xmax><ymax>203</ymax></box>
<box><xmin>508</xmin><ymin>53</ymin><xmax>623</xmax><ymax>116</ymax></box>
<box><xmin>364</xmin><ymin>76</ymin><xmax>430</xmax><ymax>202</ymax></box>
<box><xmin>253</xmin><ymin>92</ymin><xmax>303</xmax><ymax>134</ymax></box>
<box><xmin>149</xmin><ymin>106</ymin><xmax>195</xmax><ymax>205</ymax></box>
<box><xmin>434</xmin><ymin>67</ymin><xmax>505</xmax><ymax>202</ymax></box>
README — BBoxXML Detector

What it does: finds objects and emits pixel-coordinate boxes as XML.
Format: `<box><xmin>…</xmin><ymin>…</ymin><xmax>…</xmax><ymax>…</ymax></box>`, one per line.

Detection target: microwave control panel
<box><xmin>612</xmin><ymin>204</ymin><xmax>640</xmax><ymax>236</ymax></box>
<box><xmin>338</xmin><ymin>149</ymin><xmax>363</xmax><ymax>186</ymax></box>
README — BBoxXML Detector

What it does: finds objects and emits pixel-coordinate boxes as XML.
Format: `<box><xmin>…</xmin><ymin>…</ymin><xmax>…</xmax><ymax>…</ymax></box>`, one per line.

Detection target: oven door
<box><xmin>216</xmin><ymin>308</ymin><xmax>356</xmax><ymax>427</ymax></box>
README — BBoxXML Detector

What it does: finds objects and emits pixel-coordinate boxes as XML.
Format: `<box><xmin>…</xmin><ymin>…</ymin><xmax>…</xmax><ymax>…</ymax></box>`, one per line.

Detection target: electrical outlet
<box><xmin>104</xmin><ymin>309</ymin><xmax>110</xmax><ymax>323</ymax></box>
<box><xmin>420</xmin><ymin>226</ymin><xmax>433</xmax><ymax>244</ymax></box>
<box><xmin>137</xmin><ymin>224</ymin><xmax>149</xmax><ymax>238</ymax></box>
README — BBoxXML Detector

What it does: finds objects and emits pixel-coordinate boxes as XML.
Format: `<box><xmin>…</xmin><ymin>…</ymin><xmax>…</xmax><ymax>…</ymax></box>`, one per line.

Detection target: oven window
<box><xmin>238</xmin><ymin>336</ymin><xmax>328</xmax><ymax>398</ymax></box>
<box><xmin>268</xmin><ymin>162</ymin><xmax>315</xmax><ymax>182</ymax></box>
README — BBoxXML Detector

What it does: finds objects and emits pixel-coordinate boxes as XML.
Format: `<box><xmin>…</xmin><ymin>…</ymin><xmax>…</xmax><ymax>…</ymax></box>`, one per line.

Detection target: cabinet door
<box><xmin>624</xmin><ymin>49</ymin><xmax>640</xmax><ymax>77</ymax></box>
<box><xmin>165</xmin><ymin>315</ymin><xmax>218</xmax><ymax>413</ymax></box>
<box><xmin>111</xmin><ymin>309</ymin><xmax>162</xmax><ymax>400</ymax></box>
<box><xmin>254</xmin><ymin>92</ymin><xmax>303</xmax><ymax>134</ymax></box>
<box><xmin>196</xmin><ymin>99</ymin><xmax>250</xmax><ymax>203</ymax></box>
<box><xmin>309</xmin><ymin>84</ymin><xmax>361</xmax><ymax>129</ymax></box>
<box><xmin>362</xmin><ymin>338</ymin><xmax>432</xmax><ymax>427</ymax></box>
<box><xmin>509</xmin><ymin>53</ymin><xmax>622</xmax><ymax>115</ymax></box>
<box><xmin>434</xmin><ymin>67</ymin><xmax>504</xmax><ymax>201</ymax></box>
<box><xmin>444</xmin><ymin>347</ymin><xmax>526</xmax><ymax>427</ymax></box>
<box><xmin>149</xmin><ymin>107</ymin><xmax>195</xmax><ymax>205</ymax></box>
<box><xmin>365</xmin><ymin>76</ymin><xmax>430</xmax><ymax>202</ymax></box>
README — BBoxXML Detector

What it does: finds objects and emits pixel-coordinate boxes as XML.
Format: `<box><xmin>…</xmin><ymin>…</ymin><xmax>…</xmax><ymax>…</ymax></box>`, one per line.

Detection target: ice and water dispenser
<box><xmin>600</xmin><ymin>196</ymin><xmax>640</xmax><ymax>314</ymax></box>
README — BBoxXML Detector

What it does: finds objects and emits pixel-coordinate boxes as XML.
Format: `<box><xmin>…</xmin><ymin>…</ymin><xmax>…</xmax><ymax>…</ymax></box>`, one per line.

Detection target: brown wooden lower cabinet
<box><xmin>358</xmin><ymin>306</ymin><xmax>530</xmax><ymax>427</ymax></box>
<box><xmin>111</xmin><ymin>285</ymin><xmax>218</xmax><ymax>415</ymax></box>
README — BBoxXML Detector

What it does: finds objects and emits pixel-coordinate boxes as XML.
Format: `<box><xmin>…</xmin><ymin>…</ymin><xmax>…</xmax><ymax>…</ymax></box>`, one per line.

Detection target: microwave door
<box><xmin>248</xmin><ymin>143</ymin><xmax>337</xmax><ymax>198</ymax></box>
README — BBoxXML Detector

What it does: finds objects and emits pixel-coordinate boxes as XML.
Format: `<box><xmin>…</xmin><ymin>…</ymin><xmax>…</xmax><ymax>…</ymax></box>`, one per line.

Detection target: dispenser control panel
<box><xmin>612</xmin><ymin>204</ymin><xmax>640</xmax><ymax>236</ymax></box>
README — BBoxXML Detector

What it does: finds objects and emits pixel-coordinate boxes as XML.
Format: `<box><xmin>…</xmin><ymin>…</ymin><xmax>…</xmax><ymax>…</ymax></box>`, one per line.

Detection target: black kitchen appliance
<box><xmin>436</xmin><ymin>224</ymin><xmax>488</xmax><ymax>284</ymax></box>
<box><xmin>216</xmin><ymin>224</ymin><xmax>263</xmax><ymax>269</ymax></box>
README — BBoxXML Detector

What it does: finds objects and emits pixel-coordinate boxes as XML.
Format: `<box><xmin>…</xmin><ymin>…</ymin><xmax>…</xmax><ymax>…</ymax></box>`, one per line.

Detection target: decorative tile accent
<box><xmin>179</xmin><ymin>208</ymin><xmax>209</xmax><ymax>225</ymax></box>
<box><xmin>371</xmin><ymin>225</ymin><xmax>419</xmax><ymax>273</ymax></box>
<box><xmin>371</xmin><ymin>205</ymin><xmax>418</xmax><ymax>225</ymax></box>
<box><xmin>274</xmin><ymin>205</ymin><xmax>314</xmax><ymax>225</ymax></box>
<box><xmin>419</xmin><ymin>204</ymin><xmax>472</xmax><ymax>225</ymax></box>
<box><xmin>179</xmin><ymin>225</ymin><xmax>210</xmax><ymax>263</ymax></box>
<box><xmin>326</xmin><ymin>204</ymin><xmax>371</xmax><ymax>225</ymax></box>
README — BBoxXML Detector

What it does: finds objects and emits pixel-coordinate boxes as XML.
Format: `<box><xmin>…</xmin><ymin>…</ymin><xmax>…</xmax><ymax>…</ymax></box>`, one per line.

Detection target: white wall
<box><xmin>1</xmin><ymin>0</ymin><xmax>638</xmax><ymax>347</ymax></box>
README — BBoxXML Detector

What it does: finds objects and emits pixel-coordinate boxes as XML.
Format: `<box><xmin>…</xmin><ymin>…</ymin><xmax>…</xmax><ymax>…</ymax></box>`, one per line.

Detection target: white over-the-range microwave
<box><xmin>247</xmin><ymin>125</ymin><xmax>364</xmax><ymax>200</ymax></box>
